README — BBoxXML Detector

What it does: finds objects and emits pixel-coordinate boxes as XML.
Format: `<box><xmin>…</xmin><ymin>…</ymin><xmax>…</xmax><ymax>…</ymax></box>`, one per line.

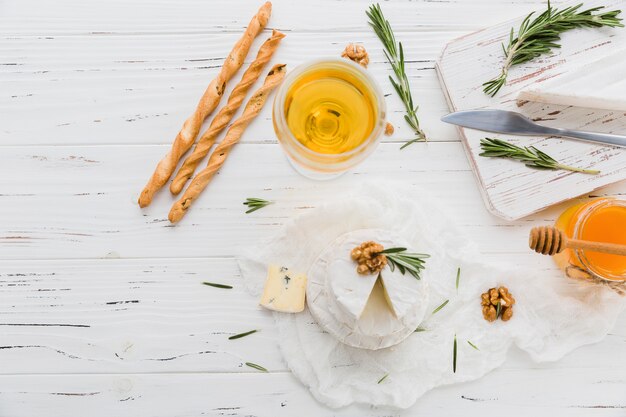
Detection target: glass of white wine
<box><xmin>273</xmin><ymin>59</ymin><xmax>386</xmax><ymax>180</ymax></box>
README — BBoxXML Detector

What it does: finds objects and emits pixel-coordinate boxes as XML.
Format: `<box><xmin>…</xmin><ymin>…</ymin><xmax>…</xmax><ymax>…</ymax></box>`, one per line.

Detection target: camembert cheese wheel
<box><xmin>307</xmin><ymin>229</ymin><xmax>429</xmax><ymax>350</ymax></box>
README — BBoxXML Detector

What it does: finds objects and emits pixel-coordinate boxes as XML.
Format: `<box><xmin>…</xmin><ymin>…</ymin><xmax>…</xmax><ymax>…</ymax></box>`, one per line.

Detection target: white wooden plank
<box><xmin>436</xmin><ymin>0</ymin><xmax>626</xmax><ymax>220</ymax></box>
<box><xmin>0</xmin><ymin>258</ymin><xmax>284</xmax><ymax>374</ymax></box>
<box><xmin>0</xmin><ymin>368</ymin><xmax>624</xmax><ymax>417</ymax></box>
<box><xmin>1</xmin><ymin>256</ymin><xmax>624</xmax><ymax>376</ymax></box>
<box><xmin>0</xmin><ymin>0</ymin><xmax>567</xmax><ymax>36</ymax></box>
<box><xmin>2</xmin><ymin>142</ymin><xmax>624</xmax><ymax>260</ymax></box>
<box><xmin>0</xmin><ymin>31</ymin><xmax>458</xmax><ymax>145</ymax></box>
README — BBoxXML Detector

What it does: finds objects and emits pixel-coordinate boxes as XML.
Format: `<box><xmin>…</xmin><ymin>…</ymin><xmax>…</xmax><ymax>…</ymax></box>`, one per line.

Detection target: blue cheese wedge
<box><xmin>260</xmin><ymin>265</ymin><xmax>307</xmax><ymax>313</ymax></box>
<box><xmin>518</xmin><ymin>50</ymin><xmax>626</xmax><ymax>111</ymax></box>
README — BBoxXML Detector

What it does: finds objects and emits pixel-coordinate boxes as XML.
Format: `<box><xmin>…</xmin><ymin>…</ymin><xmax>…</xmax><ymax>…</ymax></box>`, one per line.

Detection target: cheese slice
<box><xmin>260</xmin><ymin>265</ymin><xmax>307</xmax><ymax>313</ymax></box>
<box><xmin>518</xmin><ymin>50</ymin><xmax>626</xmax><ymax>111</ymax></box>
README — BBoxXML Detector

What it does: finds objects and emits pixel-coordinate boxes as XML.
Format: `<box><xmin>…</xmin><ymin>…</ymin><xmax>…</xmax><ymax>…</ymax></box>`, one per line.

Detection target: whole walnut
<box><xmin>481</xmin><ymin>286</ymin><xmax>514</xmax><ymax>322</ymax></box>
<box><xmin>351</xmin><ymin>241</ymin><xmax>387</xmax><ymax>275</ymax></box>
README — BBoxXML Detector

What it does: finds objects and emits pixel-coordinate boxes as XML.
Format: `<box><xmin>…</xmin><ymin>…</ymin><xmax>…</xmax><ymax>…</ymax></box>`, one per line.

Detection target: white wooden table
<box><xmin>1</xmin><ymin>0</ymin><xmax>624</xmax><ymax>415</ymax></box>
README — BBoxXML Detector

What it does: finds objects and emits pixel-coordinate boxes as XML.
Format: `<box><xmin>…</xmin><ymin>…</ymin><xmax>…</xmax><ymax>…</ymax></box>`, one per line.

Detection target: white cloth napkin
<box><xmin>238</xmin><ymin>183</ymin><xmax>625</xmax><ymax>409</ymax></box>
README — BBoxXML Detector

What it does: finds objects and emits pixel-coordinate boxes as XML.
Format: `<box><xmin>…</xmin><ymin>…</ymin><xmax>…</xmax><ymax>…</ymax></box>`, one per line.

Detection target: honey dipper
<box><xmin>529</xmin><ymin>226</ymin><xmax>626</xmax><ymax>256</ymax></box>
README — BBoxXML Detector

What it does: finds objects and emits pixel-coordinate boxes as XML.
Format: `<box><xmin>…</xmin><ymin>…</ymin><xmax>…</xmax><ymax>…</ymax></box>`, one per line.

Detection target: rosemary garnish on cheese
<box><xmin>483</xmin><ymin>1</ymin><xmax>623</xmax><ymax>97</ymax></box>
<box><xmin>376</xmin><ymin>247</ymin><xmax>429</xmax><ymax>280</ymax></box>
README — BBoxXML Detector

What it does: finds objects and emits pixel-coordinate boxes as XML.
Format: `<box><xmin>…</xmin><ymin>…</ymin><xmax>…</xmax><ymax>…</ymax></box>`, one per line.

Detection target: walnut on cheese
<box><xmin>481</xmin><ymin>286</ymin><xmax>515</xmax><ymax>322</ymax></box>
<box><xmin>341</xmin><ymin>43</ymin><xmax>370</xmax><ymax>68</ymax></box>
<box><xmin>351</xmin><ymin>241</ymin><xmax>387</xmax><ymax>275</ymax></box>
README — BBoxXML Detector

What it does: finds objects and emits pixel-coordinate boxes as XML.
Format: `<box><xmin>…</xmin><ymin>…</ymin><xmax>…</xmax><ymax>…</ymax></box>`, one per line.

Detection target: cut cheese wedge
<box><xmin>260</xmin><ymin>265</ymin><xmax>307</xmax><ymax>313</ymax></box>
<box><xmin>518</xmin><ymin>50</ymin><xmax>626</xmax><ymax>111</ymax></box>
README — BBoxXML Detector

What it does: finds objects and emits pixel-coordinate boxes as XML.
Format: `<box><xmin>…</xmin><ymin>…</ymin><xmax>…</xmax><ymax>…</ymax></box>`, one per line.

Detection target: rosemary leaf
<box><xmin>432</xmin><ymin>299</ymin><xmax>449</xmax><ymax>315</ymax></box>
<box><xmin>483</xmin><ymin>1</ymin><xmax>623</xmax><ymax>96</ymax></box>
<box><xmin>496</xmin><ymin>300</ymin><xmax>502</xmax><ymax>319</ymax></box>
<box><xmin>202</xmin><ymin>281</ymin><xmax>233</xmax><ymax>289</ymax></box>
<box><xmin>453</xmin><ymin>334</ymin><xmax>458</xmax><ymax>373</ymax></box>
<box><xmin>455</xmin><ymin>267</ymin><xmax>461</xmax><ymax>291</ymax></box>
<box><xmin>243</xmin><ymin>197</ymin><xmax>273</xmax><ymax>214</ymax></box>
<box><xmin>480</xmin><ymin>138</ymin><xmax>600</xmax><ymax>174</ymax></box>
<box><xmin>414</xmin><ymin>326</ymin><xmax>427</xmax><ymax>332</ymax></box>
<box><xmin>377</xmin><ymin>247</ymin><xmax>429</xmax><ymax>280</ymax></box>
<box><xmin>228</xmin><ymin>330</ymin><xmax>258</xmax><ymax>340</ymax></box>
<box><xmin>467</xmin><ymin>340</ymin><xmax>480</xmax><ymax>351</ymax></box>
<box><xmin>245</xmin><ymin>362</ymin><xmax>268</xmax><ymax>373</ymax></box>
<box><xmin>367</xmin><ymin>3</ymin><xmax>427</xmax><ymax>147</ymax></box>
<box><xmin>377</xmin><ymin>373</ymin><xmax>389</xmax><ymax>384</ymax></box>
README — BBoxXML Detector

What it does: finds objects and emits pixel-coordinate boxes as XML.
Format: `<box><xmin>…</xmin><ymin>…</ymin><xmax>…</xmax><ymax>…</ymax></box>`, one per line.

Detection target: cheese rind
<box><xmin>518</xmin><ymin>50</ymin><xmax>626</xmax><ymax>111</ymax></box>
<box><xmin>260</xmin><ymin>265</ymin><xmax>307</xmax><ymax>313</ymax></box>
<box><xmin>306</xmin><ymin>229</ymin><xmax>430</xmax><ymax>350</ymax></box>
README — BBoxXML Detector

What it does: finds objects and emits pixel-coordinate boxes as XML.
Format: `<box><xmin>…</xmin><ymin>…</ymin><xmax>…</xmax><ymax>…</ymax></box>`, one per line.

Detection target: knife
<box><xmin>441</xmin><ymin>109</ymin><xmax>626</xmax><ymax>148</ymax></box>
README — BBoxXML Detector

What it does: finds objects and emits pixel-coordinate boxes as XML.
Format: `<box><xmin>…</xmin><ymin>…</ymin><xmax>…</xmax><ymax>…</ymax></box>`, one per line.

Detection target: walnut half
<box><xmin>341</xmin><ymin>43</ymin><xmax>370</xmax><ymax>68</ymax></box>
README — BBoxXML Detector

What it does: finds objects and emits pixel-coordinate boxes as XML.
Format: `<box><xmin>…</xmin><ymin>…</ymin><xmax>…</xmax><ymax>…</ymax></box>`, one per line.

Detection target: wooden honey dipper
<box><xmin>529</xmin><ymin>226</ymin><xmax>626</xmax><ymax>256</ymax></box>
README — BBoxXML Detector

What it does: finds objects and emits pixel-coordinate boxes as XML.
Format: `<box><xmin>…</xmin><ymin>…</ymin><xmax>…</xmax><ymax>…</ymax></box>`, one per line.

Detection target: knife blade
<box><xmin>441</xmin><ymin>109</ymin><xmax>626</xmax><ymax>148</ymax></box>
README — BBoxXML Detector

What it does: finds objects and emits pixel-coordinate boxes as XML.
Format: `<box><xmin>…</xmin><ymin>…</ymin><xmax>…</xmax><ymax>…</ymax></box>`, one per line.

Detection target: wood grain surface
<box><xmin>0</xmin><ymin>0</ymin><xmax>625</xmax><ymax>416</ymax></box>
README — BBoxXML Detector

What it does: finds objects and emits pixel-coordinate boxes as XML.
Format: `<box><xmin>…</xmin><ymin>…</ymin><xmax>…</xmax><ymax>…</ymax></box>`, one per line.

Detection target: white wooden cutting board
<box><xmin>436</xmin><ymin>0</ymin><xmax>626</xmax><ymax>221</ymax></box>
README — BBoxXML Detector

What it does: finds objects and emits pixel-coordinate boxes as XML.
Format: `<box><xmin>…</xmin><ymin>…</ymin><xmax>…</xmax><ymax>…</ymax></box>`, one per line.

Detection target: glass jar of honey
<box><xmin>553</xmin><ymin>197</ymin><xmax>626</xmax><ymax>282</ymax></box>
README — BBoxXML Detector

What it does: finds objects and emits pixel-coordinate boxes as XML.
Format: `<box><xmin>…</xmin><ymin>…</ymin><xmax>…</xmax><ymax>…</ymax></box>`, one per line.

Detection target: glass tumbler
<box><xmin>272</xmin><ymin>58</ymin><xmax>386</xmax><ymax>180</ymax></box>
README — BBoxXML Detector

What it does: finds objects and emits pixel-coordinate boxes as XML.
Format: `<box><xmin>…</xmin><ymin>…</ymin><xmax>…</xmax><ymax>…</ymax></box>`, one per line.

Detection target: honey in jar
<box><xmin>553</xmin><ymin>197</ymin><xmax>626</xmax><ymax>282</ymax></box>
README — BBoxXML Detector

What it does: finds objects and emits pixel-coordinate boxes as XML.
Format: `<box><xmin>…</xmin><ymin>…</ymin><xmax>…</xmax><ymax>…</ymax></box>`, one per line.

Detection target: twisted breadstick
<box><xmin>170</xmin><ymin>29</ymin><xmax>285</xmax><ymax>195</ymax></box>
<box><xmin>168</xmin><ymin>64</ymin><xmax>286</xmax><ymax>223</ymax></box>
<box><xmin>138</xmin><ymin>2</ymin><xmax>272</xmax><ymax>208</ymax></box>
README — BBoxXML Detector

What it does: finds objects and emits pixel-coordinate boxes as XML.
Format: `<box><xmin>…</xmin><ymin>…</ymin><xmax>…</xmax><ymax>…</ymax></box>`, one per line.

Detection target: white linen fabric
<box><xmin>238</xmin><ymin>183</ymin><xmax>625</xmax><ymax>409</ymax></box>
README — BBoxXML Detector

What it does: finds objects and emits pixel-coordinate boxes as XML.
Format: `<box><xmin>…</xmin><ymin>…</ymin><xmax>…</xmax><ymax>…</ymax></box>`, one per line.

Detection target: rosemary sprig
<box><xmin>245</xmin><ymin>362</ymin><xmax>268</xmax><ymax>372</ymax></box>
<box><xmin>377</xmin><ymin>373</ymin><xmax>389</xmax><ymax>384</ymax></box>
<box><xmin>243</xmin><ymin>197</ymin><xmax>272</xmax><ymax>214</ymax></box>
<box><xmin>455</xmin><ymin>267</ymin><xmax>461</xmax><ymax>292</ymax></box>
<box><xmin>467</xmin><ymin>340</ymin><xmax>480</xmax><ymax>351</ymax></box>
<box><xmin>480</xmin><ymin>138</ymin><xmax>600</xmax><ymax>174</ymax></box>
<box><xmin>452</xmin><ymin>334</ymin><xmax>458</xmax><ymax>373</ymax></box>
<box><xmin>229</xmin><ymin>330</ymin><xmax>258</xmax><ymax>340</ymax></box>
<box><xmin>367</xmin><ymin>3</ymin><xmax>427</xmax><ymax>147</ymax></box>
<box><xmin>377</xmin><ymin>247</ymin><xmax>429</xmax><ymax>279</ymax></box>
<box><xmin>483</xmin><ymin>1</ymin><xmax>623</xmax><ymax>96</ymax></box>
<box><xmin>432</xmin><ymin>299</ymin><xmax>449</xmax><ymax>315</ymax></box>
<box><xmin>202</xmin><ymin>281</ymin><xmax>233</xmax><ymax>289</ymax></box>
